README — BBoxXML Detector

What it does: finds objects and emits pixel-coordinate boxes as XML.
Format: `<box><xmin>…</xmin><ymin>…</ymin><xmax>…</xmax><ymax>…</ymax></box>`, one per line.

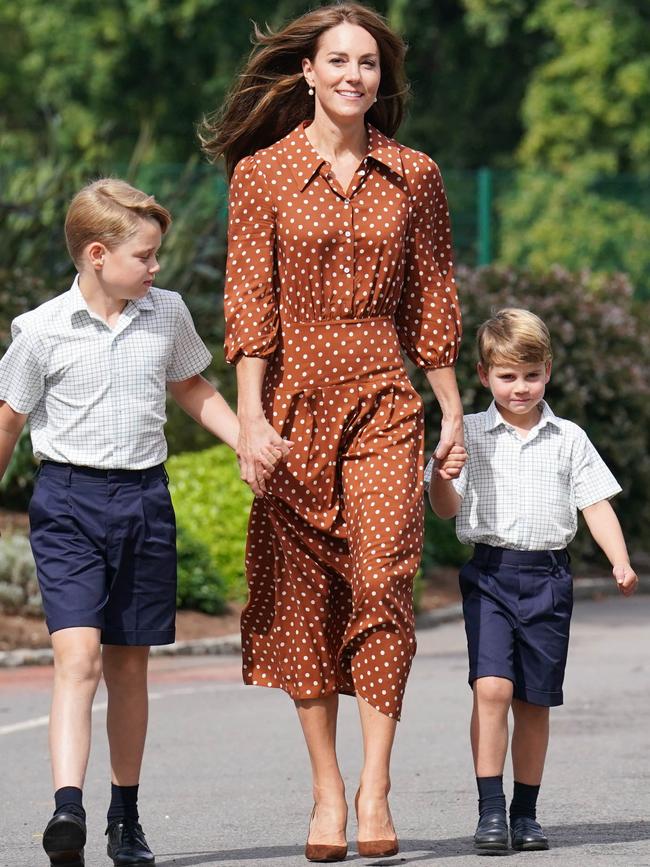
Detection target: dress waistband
<box><xmin>278</xmin><ymin>317</ymin><xmax>404</xmax><ymax>390</ymax></box>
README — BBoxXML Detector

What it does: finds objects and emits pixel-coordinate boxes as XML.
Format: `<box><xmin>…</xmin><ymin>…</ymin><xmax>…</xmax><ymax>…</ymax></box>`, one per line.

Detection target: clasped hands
<box><xmin>236</xmin><ymin>414</ymin><xmax>293</xmax><ymax>497</ymax></box>
<box><xmin>433</xmin><ymin>442</ymin><xmax>467</xmax><ymax>481</ymax></box>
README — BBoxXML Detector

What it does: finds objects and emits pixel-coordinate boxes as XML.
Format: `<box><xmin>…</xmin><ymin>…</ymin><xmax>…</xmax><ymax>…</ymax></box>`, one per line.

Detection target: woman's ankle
<box><xmin>312</xmin><ymin>780</ymin><xmax>346</xmax><ymax>804</ymax></box>
<box><xmin>358</xmin><ymin>775</ymin><xmax>391</xmax><ymax>798</ymax></box>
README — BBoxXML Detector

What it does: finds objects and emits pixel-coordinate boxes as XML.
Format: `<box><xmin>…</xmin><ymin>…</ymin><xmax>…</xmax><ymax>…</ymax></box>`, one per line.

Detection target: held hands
<box><xmin>433</xmin><ymin>443</ymin><xmax>467</xmax><ymax>481</ymax></box>
<box><xmin>237</xmin><ymin>414</ymin><xmax>293</xmax><ymax>497</ymax></box>
<box><xmin>612</xmin><ymin>562</ymin><xmax>639</xmax><ymax>597</ymax></box>
<box><xmin>433</xmin><ymin>414</ymin><xmax>465</xmax><ymax>480</ymax></box>
<box><xmin>434</xmin><ymin>443</ymin><xmax>467</xmax><ymax>481</ymax></box>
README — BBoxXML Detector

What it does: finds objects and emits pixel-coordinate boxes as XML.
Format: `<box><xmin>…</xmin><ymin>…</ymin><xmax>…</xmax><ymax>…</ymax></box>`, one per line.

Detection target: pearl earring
<box><xmin>308</xmin><ymin>85</ymin><xmax>314</xmax><ymax>96</ymax></box>
<box><xmin>373</xmin><ymin>96</ymin><xmax>378</xmax><ymax>103</ymax></box>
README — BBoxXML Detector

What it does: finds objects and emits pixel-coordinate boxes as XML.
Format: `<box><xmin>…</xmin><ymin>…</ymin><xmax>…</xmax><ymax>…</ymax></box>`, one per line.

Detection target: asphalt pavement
<box><xmin>1</xmin><ymin>595</ymin><xmax>649</xmax><ymax>867</ymax></box>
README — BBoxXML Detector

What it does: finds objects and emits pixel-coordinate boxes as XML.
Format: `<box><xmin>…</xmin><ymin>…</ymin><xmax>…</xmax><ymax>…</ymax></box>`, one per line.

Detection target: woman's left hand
<box><xmin>434</xmin><ymin>413</ymin><xmax>465</xmax><ymax>463</ymax></box>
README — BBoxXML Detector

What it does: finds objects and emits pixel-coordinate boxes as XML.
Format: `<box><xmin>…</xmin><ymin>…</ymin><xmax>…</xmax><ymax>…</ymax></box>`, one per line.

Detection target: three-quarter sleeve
<box><xmin>396</xmin><ymin>151</ymin><xmax>462</xmax><ymax>369</ymax></box>
<box><xmin>224</xmin><ymin>155</ymin><xmax>278</xmax><ymax>365</ymax></box>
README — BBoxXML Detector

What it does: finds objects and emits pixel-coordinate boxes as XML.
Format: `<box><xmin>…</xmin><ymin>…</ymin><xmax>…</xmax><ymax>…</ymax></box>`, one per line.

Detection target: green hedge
<box><xmin>167</xmin><ymin>444</ymin><xmax>252</xmax><ymax>610</ymax></box>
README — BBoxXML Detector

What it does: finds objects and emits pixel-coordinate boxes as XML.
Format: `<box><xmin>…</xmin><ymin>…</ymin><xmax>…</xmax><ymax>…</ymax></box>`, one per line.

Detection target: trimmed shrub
<box><xmin>167</xmin><ymin>445</ymin><xmax>252</xmax><ymax>606</ymax></box>
<box><xmin>0</xmin><ymin>533</ymin><xmax>41</xmax><ymax>615</ymax></box>
<box><xmin>174</xmin><ymin>524</ymin><xmax>228</xmax><ymax>615</ymax></box>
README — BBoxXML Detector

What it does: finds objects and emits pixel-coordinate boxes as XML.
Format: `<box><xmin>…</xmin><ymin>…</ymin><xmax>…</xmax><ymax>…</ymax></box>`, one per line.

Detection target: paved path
<box><xmin>2</xmin><ymin>596</ymin><xmax>649</xmax><ymax>866</ymax></box>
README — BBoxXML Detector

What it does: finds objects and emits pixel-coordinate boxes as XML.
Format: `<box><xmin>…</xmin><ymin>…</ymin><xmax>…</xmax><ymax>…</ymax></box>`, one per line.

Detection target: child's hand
<box><xmin>257</xmin><ymin>440</ymin><xmax>292</xmax><ymax>482</ymax></box>
<box><xmin>613</xmin><ymin>562</ymin><xmax>638</xmax><ymax>596</ymax></box>
<box><xmin>435</xmin><ymin>444</ymin><xmax>467</xmax><ymax>481</ymax></box>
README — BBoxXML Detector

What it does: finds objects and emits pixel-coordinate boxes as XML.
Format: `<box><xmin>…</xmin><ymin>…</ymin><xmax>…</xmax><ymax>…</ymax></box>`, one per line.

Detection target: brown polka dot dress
<box><xmin>225</xmin><ymin>122</ymin><xmax>461</xmax><ymax>719</ymax></box>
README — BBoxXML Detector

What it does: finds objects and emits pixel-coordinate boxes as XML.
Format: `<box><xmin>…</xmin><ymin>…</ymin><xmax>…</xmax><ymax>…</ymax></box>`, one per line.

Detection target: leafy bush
<box><xmin>414</xmin><ymin>265</ymin><xmax>650</xmax><ymax>568</ymax></box>
<box><xmin>174</xmin><ymin>523</ymin><xmax>228</xmax><ymax>615</ymax></box>
<box><xmin>167</xmin><ymin>445</ymin><xmax>252</xmax><ymax>606</ymax></box>
<box><xmin>0</xmin><ymin>533</ymin><xmax>41</xmax><ymax>615</ymax></box>
<box><xmin>498</xmin><ymin>172</ymin><xmax>650</xmax><ymax>298</ymax></box>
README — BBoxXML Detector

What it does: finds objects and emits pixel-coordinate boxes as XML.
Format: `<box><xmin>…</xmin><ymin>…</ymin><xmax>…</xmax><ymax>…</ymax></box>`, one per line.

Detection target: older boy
<box><xmin>0</xmin><ymin>179</ymin><xmax>287</xmax><ymax>867</ymax></box>
<box><xmin>426</xmin><ymin>308</ymin><xmax>638</xmax><ymax>853</ymax></box>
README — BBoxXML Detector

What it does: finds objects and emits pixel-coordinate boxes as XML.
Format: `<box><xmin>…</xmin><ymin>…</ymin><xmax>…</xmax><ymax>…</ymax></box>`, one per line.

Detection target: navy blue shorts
<box><xmin>29</xmin><ymin>462</ymin><xmax>177</xmax><ymax>646</ymax></box>
<box><xmin>459</xmin><ymin>544</ymin><xmax>573</xmax><ymax>707</ymax></box>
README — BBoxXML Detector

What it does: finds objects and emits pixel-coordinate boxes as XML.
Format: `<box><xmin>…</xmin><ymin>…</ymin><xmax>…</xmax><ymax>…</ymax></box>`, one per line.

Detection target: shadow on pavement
<box><xmin>155</xmin><ymin>821</ymin><xmax>650</xmax><ymax>865</ymax></box>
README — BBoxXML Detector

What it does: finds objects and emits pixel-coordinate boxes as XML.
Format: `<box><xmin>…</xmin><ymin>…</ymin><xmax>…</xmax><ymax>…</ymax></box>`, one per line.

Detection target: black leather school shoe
<box><xmin>106</xmin><ymin>819</ymin><xmax>155</xmax><ymax>865</ymax></box>
<box><xmin>510</xmin><ymin>815</ymin><xmax>549</xmax><ymax>851</ymax></box>
<box><xmin>473</xmin><ymin>810</ymin><xmax>508</xmax><ymax>853</ymax></box>
<box><xmin>42</xmin><ymin>812</ymin><xmax>86</xmax><ymax>867</ymax></box>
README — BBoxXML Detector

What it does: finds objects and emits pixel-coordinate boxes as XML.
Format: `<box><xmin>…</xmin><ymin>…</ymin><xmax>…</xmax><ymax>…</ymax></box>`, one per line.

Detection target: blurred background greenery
<box><xmin>1</xmin><ymin>0</ymin><xmax>649</xmax><ymax>614</ymax></box>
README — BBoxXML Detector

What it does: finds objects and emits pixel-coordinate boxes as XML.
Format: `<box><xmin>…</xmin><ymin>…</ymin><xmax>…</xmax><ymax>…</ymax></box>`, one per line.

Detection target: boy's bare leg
<box><xmin>471</xmin><ymin>676</ymin><xmax>513</xmax><ymax>775</ymax></box>
<box><xmin>295</xmin><ymin>695</ymin><xmax>348</xmax><ymax>847</ymax></box>
<box><xmin>103</xmin><ymin>645</ymin><xmax>150</xmax><ymax>785</ymax></box>
<box><xmin>50</xmin><ymin>627</ymin><xmax>103</xmax><ymax>789</ymax></box>
<box><xmin>511</xmin><ymin>698</ymin><xmax>549</xmax><ymax>784</ymax></box>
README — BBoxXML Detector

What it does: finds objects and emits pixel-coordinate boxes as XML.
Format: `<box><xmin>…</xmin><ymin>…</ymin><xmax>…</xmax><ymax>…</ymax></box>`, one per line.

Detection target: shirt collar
<box><xmin>484</xmin><ymin>399</ymin><xmax>561</xmax><ymax>433</ymax></box>
<box><xmin>68</xmin><ymin>274</ymin><xmax>154</xmax><ymax>321</ymax></box>
<box><xmin>287</xmin><ymin>121</ymin><xmax>404</xmax><ymax>191</ymax></box>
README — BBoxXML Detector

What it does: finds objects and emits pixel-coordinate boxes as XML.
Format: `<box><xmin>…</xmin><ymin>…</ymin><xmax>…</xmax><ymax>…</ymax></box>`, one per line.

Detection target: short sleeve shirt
<box><xmin>424</xmin><ymin>401</ymin><xmax>621</xmax><ymax>550</ymax></box>
<box><xmin>0</xmin><ymin>277</ymin><xmax>212</xmax><ymax>469</ymax></box>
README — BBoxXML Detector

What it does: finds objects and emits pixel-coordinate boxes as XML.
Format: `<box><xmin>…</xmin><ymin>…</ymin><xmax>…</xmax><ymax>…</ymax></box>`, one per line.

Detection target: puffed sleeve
<box><xmin>396</xmin><ymin>150</ymin><xmax>462</xmax><ymax>369</ymax></box>
<box><xmin>224</xmin><ymin>155</ymin><xmax>278</xmax><ymax>365</ymax></box>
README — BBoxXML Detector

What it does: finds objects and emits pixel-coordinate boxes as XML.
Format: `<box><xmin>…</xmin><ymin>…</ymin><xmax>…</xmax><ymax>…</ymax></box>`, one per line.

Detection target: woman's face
<box><xmin>303</xmin><ymin>22</ymin><xmax>381</xmax><ymax>123</ymax></box>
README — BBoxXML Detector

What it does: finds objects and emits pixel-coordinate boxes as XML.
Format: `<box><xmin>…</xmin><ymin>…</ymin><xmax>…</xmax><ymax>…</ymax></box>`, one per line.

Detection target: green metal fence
<box><xmin>2</xmin><ymin>163</ymin><xmax>650</xmax><ymax>295</ymax></box>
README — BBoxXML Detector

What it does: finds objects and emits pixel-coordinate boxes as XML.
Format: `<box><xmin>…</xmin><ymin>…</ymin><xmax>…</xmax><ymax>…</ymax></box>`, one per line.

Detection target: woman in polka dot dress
<box><xmin>202</xmin><ymin>3</ymin><xmax>464</xmax><ymax>860</ymax></box>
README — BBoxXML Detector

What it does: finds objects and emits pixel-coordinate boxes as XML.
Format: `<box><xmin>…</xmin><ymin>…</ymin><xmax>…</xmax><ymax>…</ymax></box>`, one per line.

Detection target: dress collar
<box><xmin>287</xmin><ymin>121</ymin><xmax>404</xmax><ymax>191</ymax></box>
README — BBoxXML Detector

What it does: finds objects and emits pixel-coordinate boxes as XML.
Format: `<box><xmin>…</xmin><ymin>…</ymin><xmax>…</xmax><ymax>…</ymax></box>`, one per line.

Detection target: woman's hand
<box><xmin>237</xmin><ymin>413</ymin><xmax>293</xmax><ymax>497</ymax></box>
<box><xmin>434</xmin><ymin>413</ymin><xmax>465</xmax><ymax>465</ymax></box>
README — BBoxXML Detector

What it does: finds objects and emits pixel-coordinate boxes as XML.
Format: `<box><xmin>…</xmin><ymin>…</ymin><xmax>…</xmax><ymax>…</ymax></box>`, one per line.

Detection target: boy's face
<box><xmin>478</xmin><ymin>360</ymin><xmax>551</xmax><ymax>423</ymax></box>
<box><xmin>86</xmin><ymin>217</ymin><xmax>162</xmax><ymax>301</ymax></box>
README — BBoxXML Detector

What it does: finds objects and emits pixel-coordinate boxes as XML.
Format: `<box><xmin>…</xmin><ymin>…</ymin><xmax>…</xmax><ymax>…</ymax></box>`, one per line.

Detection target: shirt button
<box><xmin>344</xmin><ymin>267</ymin><xmax>351</xmax><ymax>274</ymax></box>
<box><xmin>344</xmin><ymin>198</ymin><xmax>350</xmax><ymax>205</ymax></box>
<box><xmin>345</xmin><ymin>231</ymin><xmax>351</xmax><ymax>238</ymax></box>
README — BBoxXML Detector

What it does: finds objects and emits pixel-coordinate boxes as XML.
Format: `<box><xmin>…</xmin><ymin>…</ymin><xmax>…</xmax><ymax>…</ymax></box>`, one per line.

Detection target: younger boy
<box><xmin>426</xmin><ymin>308</ymin><xmax>638</xmax><ymax>853</ymax></box>
<box><xmin>0</xmin><ymin>179</ymin><xmax>287</xmax><ymax>867</ymax></box>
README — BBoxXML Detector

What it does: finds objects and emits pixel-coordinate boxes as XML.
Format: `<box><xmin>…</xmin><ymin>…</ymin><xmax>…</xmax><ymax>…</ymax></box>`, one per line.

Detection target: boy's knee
<box><xmin>55</xmin><ymin>648</ymin><xmax>102</xmax><ymax>686</ymax></box>
<box><xmin>102</xmin><ymin>646</ymin><xmax>150</xmax><ymax>685</ymax></box>
<box><xmin>474</xmin><ymin>676</ymin><xmax>513</xmax><ymax>707</ymax></box>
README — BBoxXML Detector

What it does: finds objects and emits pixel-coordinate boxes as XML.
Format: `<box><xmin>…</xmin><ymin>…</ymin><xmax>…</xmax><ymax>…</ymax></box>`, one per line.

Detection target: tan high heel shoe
<box><xmin>305</xmin><ymin>804</ymin><xmax>348</xmax><ymax>863</ymax></box>
<box><xmin>355</xmin><ymin>790</ymin><xmax>399</xmax><ymax>858</ymax></box>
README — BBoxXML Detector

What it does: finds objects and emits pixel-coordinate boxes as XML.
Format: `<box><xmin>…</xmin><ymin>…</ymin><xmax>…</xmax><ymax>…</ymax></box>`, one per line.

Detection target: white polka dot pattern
<box><xmin>224</xmin><ymin>122</ymin><xmax>462</xmax><ymax>720</ymax></box>
<box><xmin>224</xmin><ymin>122</ymin><xmax>461</xmax><ymax>368</ymax></box>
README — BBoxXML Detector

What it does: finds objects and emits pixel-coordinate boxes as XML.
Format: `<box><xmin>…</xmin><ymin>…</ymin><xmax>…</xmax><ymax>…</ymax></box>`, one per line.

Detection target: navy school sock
<box><xmin>107</xmin><ymin>783</ymin><xmax>140</xmax><ymax>825</ymax></box>
<box><xmin>476</xmin><ymin>775</ymin><xmax>506</xmax><ymax>816</ymax></box>
<box><xmin>510</xmin><ymin>781</ymin><xmax>540</xmax><ymax>821</ymax></box>
<box><xmin>54</xmin><ymin>786</ymin><xmax>86</xmax><ymax>821</ymax></box>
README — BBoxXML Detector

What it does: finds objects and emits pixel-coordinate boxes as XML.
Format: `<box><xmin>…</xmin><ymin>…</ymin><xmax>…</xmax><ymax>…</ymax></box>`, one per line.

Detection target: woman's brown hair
<box><xmin>200</xmin><ymin>3</ymin><xmax>408</xmax><ymax>178</ymax></box>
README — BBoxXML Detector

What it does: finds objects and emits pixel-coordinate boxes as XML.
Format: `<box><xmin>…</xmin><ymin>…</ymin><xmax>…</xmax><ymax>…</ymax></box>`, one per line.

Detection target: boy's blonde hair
<box><xmin>477</xmin><ymin>308</ymin><xmax>552</xmax><ymax>368</ymax></box>
<box><xmin>65</xmin><ymin>178</ymin><xmax>172</xmax><ymax>267</ymax></box>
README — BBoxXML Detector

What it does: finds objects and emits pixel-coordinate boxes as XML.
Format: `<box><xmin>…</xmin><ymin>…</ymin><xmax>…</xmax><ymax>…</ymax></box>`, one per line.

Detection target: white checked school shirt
<box><xmin>0</xmin><ymin>276</ymin><xmax>212</xmax><ymax>469</ymax></box>
<box><xmin>424</xmin><ymin>400</ymin><xmax>622</xmax><ymax>550</ymax></box>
